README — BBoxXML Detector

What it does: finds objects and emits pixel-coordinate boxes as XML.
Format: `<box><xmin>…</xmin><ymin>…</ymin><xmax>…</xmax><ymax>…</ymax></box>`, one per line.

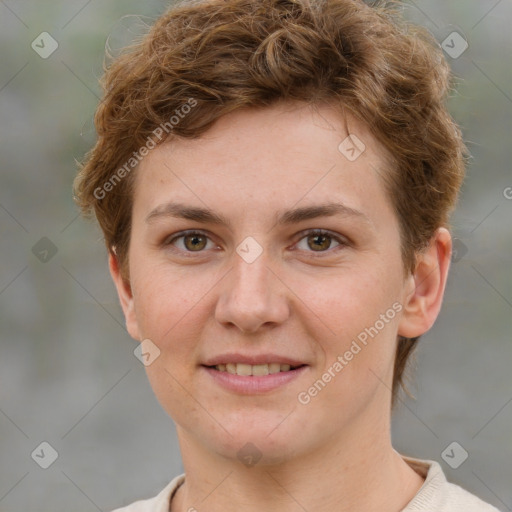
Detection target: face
<box><xmin>112</xmin><ymin>101</ymin><xmax>428</xmax><ymax>465</ymax></box>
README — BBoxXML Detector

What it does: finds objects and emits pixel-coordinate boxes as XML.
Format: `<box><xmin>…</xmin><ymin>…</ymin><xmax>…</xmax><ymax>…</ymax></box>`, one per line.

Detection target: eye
<box><xmin>164</xmin><ymin>230</ymin><xmax>217</xmax><ymax>253</ymax></box>
<box><xmin>163</xmin><ymin>228</ymin><xmax>348</xmax><ymax>256</ymax></box>
<box><xmin>294</xmin><ymin>229</ymin><xmax>347</xmax><ymax>254</ymax></box>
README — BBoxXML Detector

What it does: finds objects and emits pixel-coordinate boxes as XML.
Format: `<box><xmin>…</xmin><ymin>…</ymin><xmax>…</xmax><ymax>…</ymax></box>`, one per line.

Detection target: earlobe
<box><xmin>397</xmin><ymin>228</ymin><xmax>452</xmax><ymax>339</ymax></box>
<box><xmin>108</xmin><ymin>251</ymin><xmax>141</xmax><ymax>340</ymax></box>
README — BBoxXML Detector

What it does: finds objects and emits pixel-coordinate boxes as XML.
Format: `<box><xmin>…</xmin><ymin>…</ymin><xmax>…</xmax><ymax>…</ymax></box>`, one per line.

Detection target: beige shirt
<box><xmin>111</xmin><ymin>455</ymin><xmax>501</xmax><ymax>512</ymax></box>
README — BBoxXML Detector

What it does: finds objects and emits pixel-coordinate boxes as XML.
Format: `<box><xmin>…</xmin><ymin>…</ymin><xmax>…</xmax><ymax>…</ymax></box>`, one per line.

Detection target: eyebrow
<box><xmin>145</xmin><ymin>201</ymin><xmax>371</xmax><ymax>228</ymax></box>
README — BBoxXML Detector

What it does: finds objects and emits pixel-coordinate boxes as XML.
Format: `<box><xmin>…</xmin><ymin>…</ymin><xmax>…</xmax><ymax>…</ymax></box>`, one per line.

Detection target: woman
<box><xmin>74</xmin><ymin>0</ymin><xmax>500</xmax><ymax>510</ymax></box>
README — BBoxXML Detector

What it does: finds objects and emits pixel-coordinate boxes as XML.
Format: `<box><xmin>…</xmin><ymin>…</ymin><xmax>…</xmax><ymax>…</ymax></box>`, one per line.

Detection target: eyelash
<box><xmin>163</xmin><ymin>229</ymin><xmax>348</xmax><ymax>257</ymax></box>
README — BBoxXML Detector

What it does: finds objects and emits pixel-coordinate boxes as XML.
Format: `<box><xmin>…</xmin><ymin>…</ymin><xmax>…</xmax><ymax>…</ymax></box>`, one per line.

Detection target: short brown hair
<box><xmin>74</xmin><ymin>0</ymin><xmax>467</xmax><ymax>404</ymax></box>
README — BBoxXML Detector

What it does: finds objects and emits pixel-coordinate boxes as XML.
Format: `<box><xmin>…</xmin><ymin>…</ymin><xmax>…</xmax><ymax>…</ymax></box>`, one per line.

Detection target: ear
<box><xmin>398</xmin><ymin>227</ymin><xmax>452</xmax><ymax>338</ymax></box>
<box><xmin>108</xmin><ymin>251</ymin><xmax>141</xmax><ymax>341</ymax></box>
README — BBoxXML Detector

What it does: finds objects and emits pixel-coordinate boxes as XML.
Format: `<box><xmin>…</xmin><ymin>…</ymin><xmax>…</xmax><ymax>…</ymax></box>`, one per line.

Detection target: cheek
<box><xmin>131</xmin><ymin>267</ymin><xmax>212</xmax><ymax>422</ymax></box>
<box><xmin>299</xmin><ymin>280</ymin><xmax>400</xmax><ymax>418</ymax></box>
<box><xmin>306</xmin><ymin>264</ymin><xmax>402</xmax><ymax>381</ymax></box>
<box><xmin>313</xmin><ymin>265</ymin><xmax>399</xmax><ymax>335</ymax></box>
<box><xmin>131</xmin><ymin>262</ymin><xmax>210</xmax><ymax>343</ymax></box>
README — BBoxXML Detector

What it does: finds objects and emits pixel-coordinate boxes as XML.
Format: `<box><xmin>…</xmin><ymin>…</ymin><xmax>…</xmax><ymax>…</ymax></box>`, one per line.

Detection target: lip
<box><xmin>202</xmin><ymin>364</ymin><xmax>309</xmax><ymax>394</ymax></box>
<box><xmin>202</xmin><ymin>353</ymin><xmax>307</xmax><ymax>367</ymax></box>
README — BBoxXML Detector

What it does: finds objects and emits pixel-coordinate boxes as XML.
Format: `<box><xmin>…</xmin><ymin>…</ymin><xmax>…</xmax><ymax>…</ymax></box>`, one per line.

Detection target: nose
<box><xmin>214</xmin><ymin>248</ymin><xmax>290</xmax><ymax>334</ymax></box>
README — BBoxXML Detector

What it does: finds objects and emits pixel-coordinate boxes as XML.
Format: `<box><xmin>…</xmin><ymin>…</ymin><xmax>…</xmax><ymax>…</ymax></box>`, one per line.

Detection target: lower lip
<box><xmin>202</xmin><ymin>365</ymin><xmax>309</xmax><ymax>394</ymax></box>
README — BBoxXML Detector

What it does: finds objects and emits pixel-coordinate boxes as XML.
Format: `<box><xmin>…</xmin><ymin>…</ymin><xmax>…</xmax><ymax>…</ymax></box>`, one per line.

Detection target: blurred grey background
<box><xmin>0</xmin><ymin>1</ymin><xmax>511</xmax><ymax>511</ymax></box>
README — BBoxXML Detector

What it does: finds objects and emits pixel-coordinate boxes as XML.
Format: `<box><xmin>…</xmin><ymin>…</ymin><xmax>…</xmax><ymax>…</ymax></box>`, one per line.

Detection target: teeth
<box><xmin>268</xmin><ymin>363</ymin><xmax>281</xmax><ymax>374</ymax></box>
<box><xmin>214</xmin><ymin>363</ymin><xmax>298</xmax><ymax>375</ymax></box>
<box><xmin>252</xmin><ymin>364</ymin><xmax>269</xmax><ymax>376</ymax></box>
<box><xmin>236</xmin><ymin>363</ymin><xmax>252</xmax><ymax>376</ymax></box>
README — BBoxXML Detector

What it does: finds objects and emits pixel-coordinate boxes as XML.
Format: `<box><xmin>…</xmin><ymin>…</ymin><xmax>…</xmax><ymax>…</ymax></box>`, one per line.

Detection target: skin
<box><xmin>109</xmin><ymin>101</ymin><xmax>452</xmax><ymax>512</ymax></box>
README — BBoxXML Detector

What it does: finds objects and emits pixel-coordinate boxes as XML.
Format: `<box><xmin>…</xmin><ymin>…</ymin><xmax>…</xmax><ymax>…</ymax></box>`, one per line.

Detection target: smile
<box><xmin>210</xmin><ymin>363</ymin><xmax>304</xmax><ymax>376</ymax></box>
<box><xmin>202</xmin><ymin>364</ymin><xmax>309</xmax><ymax>394</ymax></box>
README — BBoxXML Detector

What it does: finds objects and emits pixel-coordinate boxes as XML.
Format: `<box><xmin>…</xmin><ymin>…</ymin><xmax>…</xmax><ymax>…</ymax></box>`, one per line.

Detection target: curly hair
<box><xmin>73</xmin><ymin>0</ymin><xmax>467</xmax><ymax>405</ymax></box>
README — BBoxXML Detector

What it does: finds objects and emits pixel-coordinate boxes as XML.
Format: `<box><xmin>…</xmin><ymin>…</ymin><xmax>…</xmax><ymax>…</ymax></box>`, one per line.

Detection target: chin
<box><xmin>213</xmin><ymin>436</ymin><xmax>301</xmax><ymax>468</ymax></box>
<box><xmin>198</xmin><ymin>416</ymin><xmax>310</xmax><ymax>466</ymax></box>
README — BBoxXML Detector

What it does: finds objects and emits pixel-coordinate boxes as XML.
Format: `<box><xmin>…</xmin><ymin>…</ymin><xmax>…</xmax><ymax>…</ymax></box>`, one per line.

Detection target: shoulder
<box><xmin>110</xmin><ymin>474</ymin><xmax>185</xmax><ymax>512</ymax></box>
<box><xmin>401</xmin><ymin>455</ymin><xmax>502</xmax><ymax>512</ymax></box>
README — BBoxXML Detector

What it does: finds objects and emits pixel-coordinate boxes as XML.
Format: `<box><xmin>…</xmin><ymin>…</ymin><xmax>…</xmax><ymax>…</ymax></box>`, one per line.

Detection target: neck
<box><xmin>171</xmin><ymin>402</ymin><xmax>424</xmax><ymax>512</ymax></box>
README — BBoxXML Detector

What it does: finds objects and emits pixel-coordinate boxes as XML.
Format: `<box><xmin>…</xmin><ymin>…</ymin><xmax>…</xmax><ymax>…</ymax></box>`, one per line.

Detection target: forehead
<box><xmin>132</xmin><ymin>101</ymin><xmax>395</xmax><ymax>225</ymax></box>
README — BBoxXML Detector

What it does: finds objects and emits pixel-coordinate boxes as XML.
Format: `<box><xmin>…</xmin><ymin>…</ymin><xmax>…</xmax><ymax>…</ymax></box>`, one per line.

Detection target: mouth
<box><xmin>205</xmin><ymin>362</ymin><xmax>306</xmax><ymax>376</ymax></box>
<box><xmin>201</xmin><ymin>360</ymin><xmax>309</xmax><ymax>394</ymax></box>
